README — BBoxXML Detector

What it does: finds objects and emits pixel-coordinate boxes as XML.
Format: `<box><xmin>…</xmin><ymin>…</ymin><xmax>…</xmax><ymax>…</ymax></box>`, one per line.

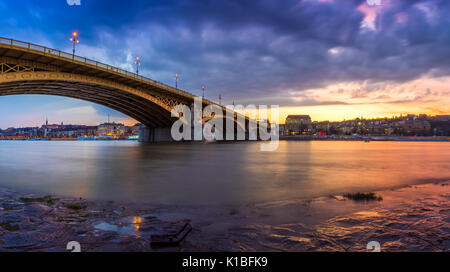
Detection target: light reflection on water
<box><xmin>0</xmin><ymin>141</ymin><xmax>448</xmax><ymax>205</ymax></box>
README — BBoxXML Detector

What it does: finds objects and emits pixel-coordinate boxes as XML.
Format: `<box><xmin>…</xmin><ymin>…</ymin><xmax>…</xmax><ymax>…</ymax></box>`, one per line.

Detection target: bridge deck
<box><xmin>0</xmin><ymin>37</ymin><xmax>211</xmax><ymax>105</ymax></box>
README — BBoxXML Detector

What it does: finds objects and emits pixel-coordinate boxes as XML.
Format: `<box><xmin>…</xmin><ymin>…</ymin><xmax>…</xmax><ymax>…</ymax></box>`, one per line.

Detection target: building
<box><xmin>130</xmin><ymin>123</ymin><xmax>144</xmax><ymax>136</ymax></box>
<box><xmin>285</xmin><ymin>115</ymin><xmax>312</xmax><ymax>135</ymax></box>
<box><xmin>313</xmin><ymin>121</ymin><xmax>330</xmax><ymax>135</ymax></box>
<box><xmin>41</xmin><ymin>120</ymin><xmax>98</xmax><ymax>138</ymax></box>
<box><xmin>393</xmin><ymin>120</ymin><xmax>431</xmax><ymax>136</ymax></box>
<box><xmin>278</xmin><ymin>124</ymin><xmax>286</xmax><ymax>135</ymax></box>
<box><xmin>435</xmin><ymin>115</ymin><xmax>450</xmax><ymax>122</ymax></box>
<box><xmin>97</xmin><ymin>122</ymin><xmax>126</xmax><ymax>138</ymax></box>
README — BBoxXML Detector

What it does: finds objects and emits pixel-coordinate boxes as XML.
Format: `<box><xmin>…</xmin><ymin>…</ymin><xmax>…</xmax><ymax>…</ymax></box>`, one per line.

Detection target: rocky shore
<box><xmin>227</xmin><ymin>182</ymin><xmax>450</xmax><ymax>251</ymax></box>
<box><xmin>0</xmin><ymin>189</ymin><xmax>191</xmax><ymax>252</ymax></box>
<box><xmin>1</xmin><ymin>181</ymin><xmax>449</xmax><ymax>252</ymax></box>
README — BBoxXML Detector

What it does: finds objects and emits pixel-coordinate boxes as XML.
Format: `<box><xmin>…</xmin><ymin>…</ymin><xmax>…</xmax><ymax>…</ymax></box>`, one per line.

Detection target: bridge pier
<box><xmin>138</xmin><ymin>127</ymin><xmax>173</xmax><ymax>142</ymax></box>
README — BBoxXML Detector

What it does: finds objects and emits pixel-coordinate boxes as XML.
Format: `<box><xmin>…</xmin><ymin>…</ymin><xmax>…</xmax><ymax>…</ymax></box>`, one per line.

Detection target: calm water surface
<box><xmin>0</xmin><ymin>141</ymin><xmax>448</xmax><ymax>205</ymax></box>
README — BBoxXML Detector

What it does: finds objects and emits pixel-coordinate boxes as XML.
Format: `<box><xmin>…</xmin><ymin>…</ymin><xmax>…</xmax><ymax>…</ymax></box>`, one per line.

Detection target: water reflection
<box><xmin>0</xmin><ymin>141</ymin><xmax>448</xmax><ymax>205</ymax></box>
<box><xmin>133</xmin><ymin>217</ymin><xmax>142</xmax><ymax>231</ymax></box>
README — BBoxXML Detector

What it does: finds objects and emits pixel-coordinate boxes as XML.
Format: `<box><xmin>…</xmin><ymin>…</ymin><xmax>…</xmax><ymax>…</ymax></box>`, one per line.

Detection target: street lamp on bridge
<box><xmin>175</xmin><ymin>73</ymin><xmax>179</xmax><ymax>88</ymax></box>
<box><xmin>135</xmin><ymin>56</ymin><xmax>141</xmax><ymax>75</ymax></box>
<box><xmin>202</xmin><ymin>85</ymin><xmax>205</xmax><ymax>99</ymax></box>
<box><xmin>69</xmin><ymin>31</ymin><xmax>79</xmax><ymax>55</ymax></box>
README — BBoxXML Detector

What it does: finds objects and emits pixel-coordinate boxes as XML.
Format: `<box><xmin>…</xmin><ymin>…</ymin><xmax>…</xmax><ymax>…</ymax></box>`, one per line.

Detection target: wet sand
<box><xmin>0</xmin><ymin>181</ymin><xmax>449</xmax><ymax>252</ymax></box>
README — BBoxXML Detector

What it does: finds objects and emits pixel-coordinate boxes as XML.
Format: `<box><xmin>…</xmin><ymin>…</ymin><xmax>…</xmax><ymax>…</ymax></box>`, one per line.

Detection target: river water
<box><xmin>0</xmin><ymin>141</ymin><xmax>448</xmax><ymax>205</ymax></box>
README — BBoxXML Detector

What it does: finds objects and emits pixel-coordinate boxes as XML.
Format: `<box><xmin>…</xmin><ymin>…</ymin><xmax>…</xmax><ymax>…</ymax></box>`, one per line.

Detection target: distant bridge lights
<box><xmin>135</xmin><ymin>56</ymin><xmax>141</xmax><ymax>75</ymax></box>
<box><xmin>69</xmin><ymin>31</ymin><xmax>79</xmax><ymax>56</ymax></box>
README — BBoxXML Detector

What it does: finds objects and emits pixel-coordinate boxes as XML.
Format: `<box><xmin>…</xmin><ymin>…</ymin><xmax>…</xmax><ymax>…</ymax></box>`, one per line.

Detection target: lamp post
<box><xmin>219</xmin><ymin>94</ymin><xmax>222</xmax><ymax>105</ymax></box>
<box><xmin>175</xmin><ymin>73</ymin><xmax>179</xmax><ymax>88</ymax></box>
<box><xmin>135</xmin><ymin>56</ymin><xmax>141</xmax><ymax>75</ymax></box>
<box><xmin>69</xmin><ymin>31</ymin><xmax>79</xmax><ymax>55</ymax></box>
<box><xmin>202</xmin><ymin>85</ymin><xmax>205</xmax><ymax>99</ymax></box>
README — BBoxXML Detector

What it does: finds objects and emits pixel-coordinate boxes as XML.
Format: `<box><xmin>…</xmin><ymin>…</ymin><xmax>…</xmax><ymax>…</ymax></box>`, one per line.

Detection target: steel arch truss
<box><xmin>0</xmin><ymin>71</ymin><xmax>184</xmax><ymax>128</ymax></box>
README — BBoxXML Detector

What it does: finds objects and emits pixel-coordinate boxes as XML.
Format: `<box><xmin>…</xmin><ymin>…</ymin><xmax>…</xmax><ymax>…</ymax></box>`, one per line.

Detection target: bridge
<box><xmin>0</xmin><ymin>37</ymin><xmax>234</xmax><ymax>142</ymax></box>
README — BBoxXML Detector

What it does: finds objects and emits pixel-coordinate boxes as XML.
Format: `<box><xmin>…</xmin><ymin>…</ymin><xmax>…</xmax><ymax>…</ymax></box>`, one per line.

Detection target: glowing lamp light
<box><xmin>175</xmin><ymin>73</ymin><xmax>179</xmax><ymax>88</ymax></box>
<box><xmin>134</xmin><ymin>56</ymin><xmax>141</xmax><ymax>75</ymax></box>
<box><xmin>69</xmin><ymin>31</ymin><xmax>80</xmax><ymax>55</ymax></box>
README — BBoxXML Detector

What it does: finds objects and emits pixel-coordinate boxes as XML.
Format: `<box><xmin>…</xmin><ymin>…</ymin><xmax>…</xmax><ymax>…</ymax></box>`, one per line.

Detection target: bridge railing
<box><xmin>0</xmin><ymin>37</ymin><xmax>206</xmax><ymax>102</ymax></box>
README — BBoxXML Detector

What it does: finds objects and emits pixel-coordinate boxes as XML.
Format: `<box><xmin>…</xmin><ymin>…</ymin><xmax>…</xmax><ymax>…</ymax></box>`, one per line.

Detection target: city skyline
<box><xmin>1</xmin><ymin>111</ymin><xmax>448</xmax><ymax>130</ymax></box>
<box><xmin>2</xmin><ymin>112</ymin><xmax>449</xmax><ymax>141</ymax></box>
<box><xmin>0</xmin><ymin>117</ymin><xmax>137</xmax><ymax>130</ymax></box>
<box><xmin>0</xmin><ymin>0</ymin><xmax>449</xmax><ymax>127</ymax></box>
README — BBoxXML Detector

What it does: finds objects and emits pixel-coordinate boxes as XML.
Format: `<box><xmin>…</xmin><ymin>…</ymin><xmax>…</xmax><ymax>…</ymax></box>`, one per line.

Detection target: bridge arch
<box><xmin>0</xmin><ymin>71</ymin><xmax>175</xmax><ymax>128</ymax></box>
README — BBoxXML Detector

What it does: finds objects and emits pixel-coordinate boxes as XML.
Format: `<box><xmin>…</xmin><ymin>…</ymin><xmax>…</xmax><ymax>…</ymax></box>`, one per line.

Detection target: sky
<box><xmin>0</xmin><ymin>0</ymin><xmax>449</xmax><ymax>128</ymax></box>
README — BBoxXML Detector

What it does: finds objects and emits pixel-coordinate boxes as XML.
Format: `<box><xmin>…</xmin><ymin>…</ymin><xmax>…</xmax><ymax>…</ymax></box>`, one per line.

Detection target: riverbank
<box><xmin>2</xmin><ymin>136</ymin><xmax>449</xmax><ymax>142</ymax></box>
<box><xmin>1</xmin><ymin>181</ymin><xmax>449</xmax><ymax>252</ymax></box>
<box><xmin>0</xmin><ymin>138</ymin><xmax>136</xmax><ymax>141</ymax></box>
<box><xmin>280</xmin><ymin>135</ymin><xmax>450</xmax><ymax>141</ymax></box>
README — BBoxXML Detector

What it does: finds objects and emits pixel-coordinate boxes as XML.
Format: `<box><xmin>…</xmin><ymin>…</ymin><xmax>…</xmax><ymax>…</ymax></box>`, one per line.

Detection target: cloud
<box><xmin>67</xmin><ymin>0</ymin><xmax>450</xmax><ymax>108</ymax></box>
<box><xmin>0</xmin><ymin>0</ymin><xmax>449</xmax><ymax>123</ymax></box>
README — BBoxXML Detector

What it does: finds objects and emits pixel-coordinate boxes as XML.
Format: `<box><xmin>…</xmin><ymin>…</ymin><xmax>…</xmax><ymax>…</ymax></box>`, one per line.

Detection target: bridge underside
<box><xmin>0</xmin><ymin>79</ymin><xmax>175</xmax><ymax>129</ymax></box>
<box><xmin>0</xmin><ymin>79</ymin><xmax>252</xmax><ymax>143</ymax></box>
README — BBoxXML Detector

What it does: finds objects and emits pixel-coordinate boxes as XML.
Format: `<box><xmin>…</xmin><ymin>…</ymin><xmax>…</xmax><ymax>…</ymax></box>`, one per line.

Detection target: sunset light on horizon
<box><xmin>0</xmin><ymin>0</ymin><xmax>449</xmax><ymax>128</ymax></box>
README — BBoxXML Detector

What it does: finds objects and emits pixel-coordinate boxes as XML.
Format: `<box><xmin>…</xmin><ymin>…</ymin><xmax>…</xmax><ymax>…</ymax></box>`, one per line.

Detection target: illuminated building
<box><xmin>285</xmin><ymin>115</ymin><xmax>312</xmax><ymax>135</ymax></box>
<box><xmin>97</xmin><ymin>122</ymin><xmax>126</xmax><ymax>138</ymax></box>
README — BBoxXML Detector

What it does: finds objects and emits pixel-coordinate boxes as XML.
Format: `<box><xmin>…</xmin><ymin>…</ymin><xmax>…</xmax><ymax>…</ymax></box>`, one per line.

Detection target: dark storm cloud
<box><xmin>1</xmin><ymin>0</ymin><xmax>450</xmax><ymax>106</ymax></box>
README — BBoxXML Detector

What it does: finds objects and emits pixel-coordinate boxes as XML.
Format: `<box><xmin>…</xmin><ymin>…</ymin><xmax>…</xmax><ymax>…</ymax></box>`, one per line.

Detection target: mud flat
<box><xmin>0</xmin><ymin>181</ymin><xmax>449</xmax><ymax>252</ymax></box>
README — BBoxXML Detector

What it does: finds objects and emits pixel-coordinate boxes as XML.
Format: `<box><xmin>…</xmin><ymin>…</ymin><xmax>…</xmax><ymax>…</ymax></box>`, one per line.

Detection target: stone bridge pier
<box><xmin>138</xmin><ymin>127</ymin><xmax>173</xmax><ymax>142</ymax></box>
